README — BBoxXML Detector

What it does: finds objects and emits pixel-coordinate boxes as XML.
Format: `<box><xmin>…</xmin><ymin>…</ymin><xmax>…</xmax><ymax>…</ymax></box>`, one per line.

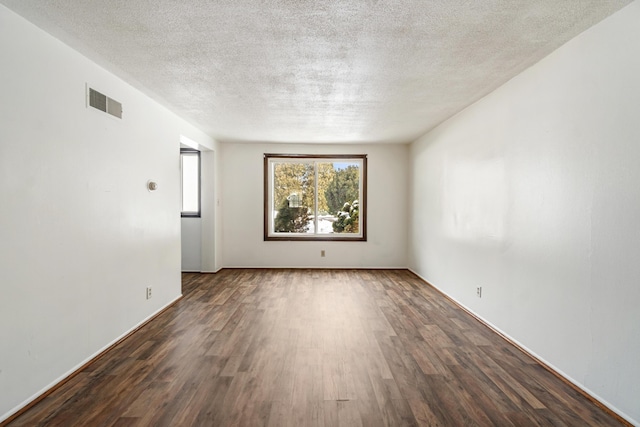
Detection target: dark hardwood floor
<box><xmin>7</xmin><ymin>269</ymin><xmax>626</xmax><ymax>426</ymax></box>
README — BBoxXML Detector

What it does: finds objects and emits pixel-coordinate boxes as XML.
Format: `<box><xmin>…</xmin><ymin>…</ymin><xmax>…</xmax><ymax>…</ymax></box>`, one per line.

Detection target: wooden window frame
<box><xmin>264</xmin><ymin>154</ymin><xmax>367</xmax><ymax>241</ymax></box>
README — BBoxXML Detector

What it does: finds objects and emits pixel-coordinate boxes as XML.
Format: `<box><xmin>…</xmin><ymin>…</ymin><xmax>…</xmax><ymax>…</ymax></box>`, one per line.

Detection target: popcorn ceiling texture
<box><xmin>0</xmin><ymin>0</ymin><xmax>631</xmax><ymax>144</ymax></box>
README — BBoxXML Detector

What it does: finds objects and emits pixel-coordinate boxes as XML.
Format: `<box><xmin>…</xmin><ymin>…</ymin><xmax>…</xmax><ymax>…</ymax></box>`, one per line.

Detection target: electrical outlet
<box><xmin>476</xmin><ymin>286</ymin><xmax>482</xmax><ymax>298</ymax></box>
<box><xmin>321</xmin><ymin>250</ymin><xmax>326</xmax><ymax>257</ymax></box>
<box><xmin>146</xmin><ymin>286</ymin><xmax>152</xmax><ymax>300</ymax></box>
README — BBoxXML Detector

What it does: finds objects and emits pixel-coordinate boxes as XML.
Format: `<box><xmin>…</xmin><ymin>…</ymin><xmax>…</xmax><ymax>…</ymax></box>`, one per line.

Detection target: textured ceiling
<box><xmin>1</xmin><ymin>0</ymin><xmax>632</xmax><ymax>144</ymax></box>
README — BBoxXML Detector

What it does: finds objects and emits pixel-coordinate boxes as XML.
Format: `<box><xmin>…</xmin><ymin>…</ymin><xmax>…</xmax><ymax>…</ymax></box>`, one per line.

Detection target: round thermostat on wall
<box><xmin>147</xmin><ymin>180</ymin><xmax>158</xmax><ymax>192</ymax></box>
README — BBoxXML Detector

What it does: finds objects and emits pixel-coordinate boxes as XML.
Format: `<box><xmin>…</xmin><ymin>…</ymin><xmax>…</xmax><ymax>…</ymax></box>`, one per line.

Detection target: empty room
<box><xmin>1</xmin><ymin>0</ymin><xmax>639</xmax><ymax>425</ymax></box>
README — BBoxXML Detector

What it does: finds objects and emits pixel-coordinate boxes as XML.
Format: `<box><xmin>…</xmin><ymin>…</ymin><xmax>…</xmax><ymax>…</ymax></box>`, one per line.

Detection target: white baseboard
<box><xmin>407</xmin><ymin>268</ymin><xmax>636</xmax><ymax>427</ymax></box>
<box><xmin>0</xmin><ymin>294</ymin><xmax>182</xmax><ymax>424</ymax></box>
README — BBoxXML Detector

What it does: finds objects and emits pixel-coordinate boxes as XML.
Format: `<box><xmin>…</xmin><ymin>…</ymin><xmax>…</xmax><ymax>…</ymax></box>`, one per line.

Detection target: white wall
<box><xmin>409</xmin><ymin>2</ymin><xmax>640</xmax><ymax>424</ymax></box>
<box><xmin>0</xmin><ymin>5</ymin><xmax>214</xmax><ymax>422</ymax></box>
<box><xmin>181</xmin><ymin>218</ymin><xmax>202</xmax><ymax>271</ymax></box>
<box><xmin>221</xmin><ymin>142</ymin><xmax>408</xmax><ymax>268</ymax></box>
<box><xmin>200</xmin><ymin>149</ymin><xmax>220</xmax><ymax>272</ymax></box>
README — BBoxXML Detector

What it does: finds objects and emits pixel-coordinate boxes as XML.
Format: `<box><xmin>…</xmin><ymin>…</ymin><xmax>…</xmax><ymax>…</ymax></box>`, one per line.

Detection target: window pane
<box><xmin>182</xmin><ymin>154</ymin><xmax>199</xmax><ymax>213</ymax></box>
<box><xmin>321</xmin><ymin>162</ymin><xmax>360</xmax><ymax>234</ymax></box>
<box><xmin>272</xmin><ymin>162</ymin><xmax>315</xmax><ymax>233</ymax></box>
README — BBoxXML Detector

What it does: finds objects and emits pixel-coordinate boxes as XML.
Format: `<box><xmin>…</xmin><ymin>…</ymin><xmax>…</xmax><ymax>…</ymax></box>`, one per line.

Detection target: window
<box><xmin>181</xmin><ymin>149</ymin><xmax>200</xmax><ymax>217</ymax></box>
<box><xmin>264</xmin><ymin>154</ymin><xmax>367</xmax><ymax>241</ymax></box>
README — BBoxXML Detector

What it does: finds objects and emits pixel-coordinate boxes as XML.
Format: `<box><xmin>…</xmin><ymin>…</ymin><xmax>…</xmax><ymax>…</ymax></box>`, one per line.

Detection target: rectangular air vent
<box><xmin>88</xmin><ymin>87</ymin><xmax>122</xmax><ymax>119</ymax></box>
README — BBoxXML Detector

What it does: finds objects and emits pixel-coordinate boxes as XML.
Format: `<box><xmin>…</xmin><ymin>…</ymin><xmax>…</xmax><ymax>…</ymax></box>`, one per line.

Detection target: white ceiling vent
<box><xmin>88</xmin><ymin>87</ymin><xmax>122</xmax><ymax>119</ymax></box>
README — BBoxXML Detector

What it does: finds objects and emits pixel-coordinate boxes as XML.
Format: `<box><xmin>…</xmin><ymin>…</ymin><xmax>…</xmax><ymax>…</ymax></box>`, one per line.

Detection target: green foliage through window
<box><xmin>333</xmin><ymin>200</ymin><xmax>359</xmax><ymax>233</ymax></box>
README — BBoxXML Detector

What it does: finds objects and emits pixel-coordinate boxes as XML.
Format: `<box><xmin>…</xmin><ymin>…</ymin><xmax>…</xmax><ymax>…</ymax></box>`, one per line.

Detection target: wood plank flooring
<box><xmin>6</xmin><ymin>269</ymin><xmax>626</xmax><ymax>426</ymax></box>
